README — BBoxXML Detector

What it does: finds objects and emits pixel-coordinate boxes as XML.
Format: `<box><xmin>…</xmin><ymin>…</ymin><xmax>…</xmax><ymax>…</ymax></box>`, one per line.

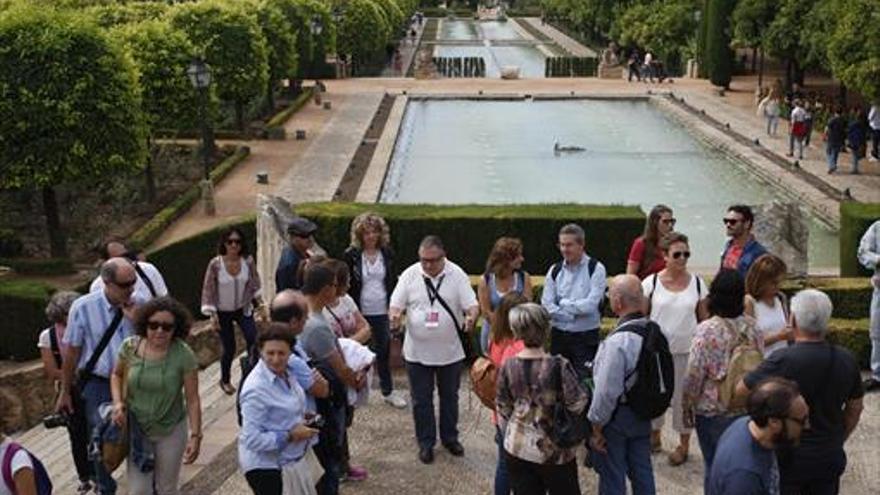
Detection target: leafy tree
<box><xmin>248</xmin><ymin>0</ymin><xmax>298</xmax><ymax>112</ymax></box>
<box><xmin>828</xmin><ymin>0</ymin><xmax>880</xmax><ymax>102</ymax></box>
<box><xmin>731</xmin><ymin>0</ymin><xmax>775</xmax><ymax>80</ymax></box>
<box><xmin>112</xmin><ymin>19</ymin><xmax>200</xmax><ymax>201</ymax></box>
<box><xmin>85</xmin><ymin>2</ymin><xmax>168</xmax><ymax>28</ymax></box>
<box><xmin>299</xmin><ymin>0</ymin><xmax>335</xmax><ymax>78</ymax></box>
<box><xmin>373</xmin><ymin>0</ymin><xmax>404</xmax><ymax>33</ymax></box>
<box><xmin>337</xmin><ymin>0</ymin><xmax>390</xmax><ymax>74</ymax></box>
<box><xmin>170</xmin><ymin>0</ymin><xmax>269</xmax><ymax>130</ymax></box>
<box><xmin>762</xmin><ymin>0</ymin><xmax>817</xmax><ymax>88</ymax></box>
<box><xmin>705</xmin><ymin>0</ymin><xmax>734</xmax><ymax>88</ymax></box>
<box><xmin>0</xmin><ymin>5</ymin><xmax>147</xmax><ymax>257</ymax></box>
<box><xmin>273</xmin><ymin>0</ymin><xmax>334</xmax><ymax>83</ymax></box>
<box><xmin>614</xmin><ymin>1</ymin><xmax>697</xmax><ymax>74</ymax></box>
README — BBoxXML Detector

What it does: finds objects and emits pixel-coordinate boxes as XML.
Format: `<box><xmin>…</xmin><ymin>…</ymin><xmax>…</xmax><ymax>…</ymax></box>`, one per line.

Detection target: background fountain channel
<box><xmin>380</xmin><ymin>98</ymin><xmax>840</xmax><ymax>273</ymax></box>
<box><xmin>431</xmin><ymin>19</ymin><xmax>561</xmax><ymax>78</ymax></box>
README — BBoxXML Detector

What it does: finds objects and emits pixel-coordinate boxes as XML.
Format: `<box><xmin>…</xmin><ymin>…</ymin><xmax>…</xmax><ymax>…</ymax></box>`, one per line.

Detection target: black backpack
<box><xmin>618</xmin><ymin>320</ymin><xmax>674</xmax><ymax>420</ymax></box>
<box><xmin>550</xmin><ymin>257</ymin><xmax>606</xmax><ymax>314</ymax></box>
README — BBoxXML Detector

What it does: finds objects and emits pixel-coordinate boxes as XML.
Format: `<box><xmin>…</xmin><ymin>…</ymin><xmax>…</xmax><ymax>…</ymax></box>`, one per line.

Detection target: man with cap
<box><xmin>275</xmin><ymin>217</ymin><xmax>317</xmax><ymax>292</ymax></box>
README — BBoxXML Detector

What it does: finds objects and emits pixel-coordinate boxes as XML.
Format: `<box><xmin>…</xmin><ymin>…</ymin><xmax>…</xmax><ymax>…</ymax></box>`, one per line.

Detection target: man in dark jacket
<box><xmin>275</xmin><ymin>217</ymin><xmax>317</xmax><ymax>292</ymax></box>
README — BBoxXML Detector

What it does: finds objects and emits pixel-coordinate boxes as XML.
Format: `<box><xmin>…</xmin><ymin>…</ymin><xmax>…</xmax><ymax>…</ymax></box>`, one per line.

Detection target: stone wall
<box><xmin>753</xmin><ymin>201</ymin><xmax>810</xmax><ymax>278</ymax></box>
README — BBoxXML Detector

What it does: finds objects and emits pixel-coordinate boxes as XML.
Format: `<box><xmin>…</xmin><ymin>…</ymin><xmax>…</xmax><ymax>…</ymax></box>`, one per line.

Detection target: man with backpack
<box><xmin>541</xmin><ymin>224</ymin><xmax>607</xmax><ymax>380</ymax></box>
<box><xmin>737</xmin><ymin>290</ymin><xmax>864</xmax><ymax>495</ymax></box>
<box><xmin>589</xmin><ymin>275</ymin><xmax>671</xmax><ymax>495</ymax></box>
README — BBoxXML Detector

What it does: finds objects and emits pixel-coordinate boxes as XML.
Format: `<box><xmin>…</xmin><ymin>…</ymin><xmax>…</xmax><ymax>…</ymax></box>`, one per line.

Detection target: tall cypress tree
<box><xmin>697</xmin><ymin>0</ymin><xmax>709</xmax><ymax>78</ymax></box>
<box><xmin>706</xmin><ymin>0</ymin><xmax>735</xmax><ymax>88</ymax></box>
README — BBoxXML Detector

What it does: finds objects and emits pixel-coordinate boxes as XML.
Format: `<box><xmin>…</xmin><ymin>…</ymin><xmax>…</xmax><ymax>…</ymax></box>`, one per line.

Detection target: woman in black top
<box><xmin>342</xmin><ymin>212</ymin><xmax>406</xmax><ymax>408</ymax></box>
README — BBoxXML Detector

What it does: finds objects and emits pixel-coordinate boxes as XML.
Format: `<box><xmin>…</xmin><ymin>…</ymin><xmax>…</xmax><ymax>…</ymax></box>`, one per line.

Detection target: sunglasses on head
<box><xmin>671</xmin><ymin>251</ymin><xmax>691</xmax><ymax>259</ymax></box>
<box><xmin>723</xmin><ymin>218</ymin><xmax>741</xmax><ymax>226</ymax></box>
<box><xmin>147</xmin><ymin>321</ymin><xmax>174</xmax><ymax>332</ymax></box>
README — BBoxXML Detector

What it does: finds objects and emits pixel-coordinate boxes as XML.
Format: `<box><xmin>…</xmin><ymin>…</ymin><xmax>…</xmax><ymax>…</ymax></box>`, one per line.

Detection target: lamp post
<box><xmin>187</xmin><ymin>58</ymin><xmax>216</xmax><ymax>216</ymax></box>
<box><xmin>310</xmin><ymin>16</ymin><xmax>325</xmax><ymax>95</ymax></box>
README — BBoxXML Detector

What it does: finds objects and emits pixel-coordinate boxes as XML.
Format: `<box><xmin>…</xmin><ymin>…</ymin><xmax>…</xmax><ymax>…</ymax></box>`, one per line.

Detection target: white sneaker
<box><xmin>383</xmin><ymin>391</ymin><xmax>408</xmax><ymax>409</ymax></box>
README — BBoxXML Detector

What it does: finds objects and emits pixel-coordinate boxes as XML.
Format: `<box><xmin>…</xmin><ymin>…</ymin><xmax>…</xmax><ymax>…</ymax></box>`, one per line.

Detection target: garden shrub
<box><xmin>0</xmin><ymin>279</ymin><xmax>53</xmax><ymax>360</ymax></box>
<box><xmin>840</xmin><ymin>202</ymin><xmax>880</xmax><ymax>277</ymax></box>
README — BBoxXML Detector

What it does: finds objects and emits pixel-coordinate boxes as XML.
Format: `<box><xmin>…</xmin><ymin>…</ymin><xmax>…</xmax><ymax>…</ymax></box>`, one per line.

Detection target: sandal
<box><xmin>220</xmin><ymin>382</ymin><xmax>236</xmax><ymax>395</ymax></box>
<box><xmin>668</xmin><ymin>445</ymin><xmax>689</xmax><ymax>466</ymax></box>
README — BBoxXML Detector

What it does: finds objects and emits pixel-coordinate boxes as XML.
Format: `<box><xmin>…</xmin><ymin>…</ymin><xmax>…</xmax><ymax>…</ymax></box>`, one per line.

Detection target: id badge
<box><xmin>425</xmin><ymin>311</ymin><xmax>440</xmax><ymax>329</ymax></box>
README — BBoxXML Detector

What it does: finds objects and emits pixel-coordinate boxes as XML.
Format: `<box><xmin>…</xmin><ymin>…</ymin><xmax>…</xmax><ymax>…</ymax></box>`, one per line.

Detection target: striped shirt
<box><xmin>63</xmin><ymin>290</ymin><xmax>141</xmax><ymax>378</ymax></box>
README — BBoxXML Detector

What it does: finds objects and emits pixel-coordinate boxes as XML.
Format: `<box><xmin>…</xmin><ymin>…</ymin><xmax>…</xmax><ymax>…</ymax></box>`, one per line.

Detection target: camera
<box><xmin>305</xmin><ymin>414</ymin><xmax>325</xmax><ymax>429</ymax></box>
<box><xmin>43</xmin><ymin>413</ymin><xmax>69</xmax><ymax>429</ymax></box>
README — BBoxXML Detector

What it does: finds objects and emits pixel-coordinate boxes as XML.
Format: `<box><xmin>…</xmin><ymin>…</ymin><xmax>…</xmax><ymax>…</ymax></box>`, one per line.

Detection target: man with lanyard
<box><xmin>720</xmin><ymin>205</ymin><xmax>768</xmax><ymax>279</ymax></box>
<box><xmin>389</xmin><ymin>235</ymin><xmax>478</xmax><ymax>464</ymax></box>
<box><xmin>89</xmin><ymin>239</ymin><xmax>168</xmax><ymax>301</ymax></box>
<box><xmin>541</xmin><ymin>223</ymin><xmax>607</xmax><ymax>380</ymax></box>
<box><xmin>56</xmin><ymin>258</ymin><xmax>144</xmax><ymax>495</ymax></box>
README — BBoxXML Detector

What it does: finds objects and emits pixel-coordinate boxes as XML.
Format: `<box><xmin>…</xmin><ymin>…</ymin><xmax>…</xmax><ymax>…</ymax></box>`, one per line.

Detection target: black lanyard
<box><xmin>423</xmin><ymin>275</ymin><xmax>445</xmax><ymax>306</ymax></box>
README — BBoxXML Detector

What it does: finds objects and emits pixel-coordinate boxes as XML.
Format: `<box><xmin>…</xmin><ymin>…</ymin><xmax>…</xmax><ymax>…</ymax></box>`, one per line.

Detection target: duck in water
<box><xmin>554</xmin><ymin>140</ymin><xmax>586</xmax><ymax>154</ymax></box>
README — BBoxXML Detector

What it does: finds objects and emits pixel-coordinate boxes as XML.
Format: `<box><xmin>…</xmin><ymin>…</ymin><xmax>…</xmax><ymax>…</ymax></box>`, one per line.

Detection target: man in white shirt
<box><xmin>89</xmin><ymin>239</ymin><xmax>168</xmax><ymax>300</ymax></box>
<box><xmin>389</xmin><ymin>235</ymin><xmax>478</xmax><ymax>464</ymax></box>
<box><xmin>858</xmin><ymin>220</ymin><xmax>880</xmax><ymax>392</ymax></box>
<box><xmin>788</xmin><ymin>99</ymin><xmax>808</xmax><ymax>160</ymax></box>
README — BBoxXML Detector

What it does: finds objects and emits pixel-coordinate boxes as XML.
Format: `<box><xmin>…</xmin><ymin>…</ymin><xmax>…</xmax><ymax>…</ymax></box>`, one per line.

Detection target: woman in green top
<box><xmin>110</xmin><ymin>297</ymin><xmax>202</xmax><ymax>495</ymax></box>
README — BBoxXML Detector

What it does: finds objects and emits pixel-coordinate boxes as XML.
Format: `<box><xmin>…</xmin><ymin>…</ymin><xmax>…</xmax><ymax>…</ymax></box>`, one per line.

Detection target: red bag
<box><xmin>792</xmin><ymin>121</ymin><xmax>807</xmax><ymax>138</ymax></box>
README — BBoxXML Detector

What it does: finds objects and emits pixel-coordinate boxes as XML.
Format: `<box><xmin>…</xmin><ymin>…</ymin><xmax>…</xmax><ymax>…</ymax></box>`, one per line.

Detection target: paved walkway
<box><xmin>380</xmin><ymin>20</ymin><xmax>425</xmax><ymax>77</ymax></box>
<box><xmin>519</xmin><ymin>17</ymin><xmax>596</xmax><ymax>57</ymax></box>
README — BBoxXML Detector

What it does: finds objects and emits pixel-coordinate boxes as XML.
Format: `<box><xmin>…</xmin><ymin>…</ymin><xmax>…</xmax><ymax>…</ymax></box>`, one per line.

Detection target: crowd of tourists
<box><xmin>2</xmin><ymin>204</ymin><xmax>879</xmax><ymax>495</ymax></box>
<box><xmin>757</xmin><ymin>84</ymin><xmax>879</xmax><ymax>174</ymax></box>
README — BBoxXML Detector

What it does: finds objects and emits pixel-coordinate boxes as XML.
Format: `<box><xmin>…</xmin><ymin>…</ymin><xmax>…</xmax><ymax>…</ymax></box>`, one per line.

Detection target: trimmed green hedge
<box><xmin>129</xmin><ymin>146</ymin><xmax>250</xmax><ymax>250</ymax></box>
<box><xmin>0</xmin><ymin>257</ymin><xmax>75</xmax><ymax>276</ymax></box>
<box><xmin>780</xmin><ymin>277</ymin><xmax>872</xmax><ymax>321</ymax></box>
<box><xmin>297</xmin><ymin>203</ymin><xmax>645</xmax><ymax>276</ymax></box>
<box><xmin>264</xmin><ymin>86</ymin><xmax>314</xmax><ymax>132</ymax></box>
<box><xmin>147</xmin><ymin>217</ymin><xmax>256</xmax><ymax>317</ymax></box>
<box><xmin>0</xmin><ymin>279</ymin><xmax>53</xmax><ymax>360</ymax></box>
<box><xmin>840</xmin><ymin>202</ymin><xmax>880</xmax><ymax>277</ymax></box>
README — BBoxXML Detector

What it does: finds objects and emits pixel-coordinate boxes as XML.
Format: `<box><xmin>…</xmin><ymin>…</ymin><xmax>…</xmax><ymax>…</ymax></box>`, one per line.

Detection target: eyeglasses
<box><xmin>723</xmin><ymin>218</ymin><xmax>741</xmax><ymax>226</ymax></box>
<box><xmin>661</xmin><ymin>218</ymin><xmax>677</xmax><ymax>225</ymax></box>
<box><xmin>671</xmin><ymin>251</ymin><xmax>691</xmax><ymax>259</ymax></box>
<box><xmin>147</xmin><ymin>321</ymin><xmax>175</xmax><ymax>332</ymax></box>
<box><xmin>226</xmin><ymin>238</ymin><xmax>242</xmax><ymax>245</ymax></box>
<box><xmin>113</xmin><ymin>279</ymin><xmax>137</xmax><ymax>289</ymax></box>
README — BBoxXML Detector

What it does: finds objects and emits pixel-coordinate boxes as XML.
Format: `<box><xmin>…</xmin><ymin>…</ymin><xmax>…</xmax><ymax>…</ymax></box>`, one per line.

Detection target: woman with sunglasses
<box><xmin>110</xmin><ymin>297</ymin><xmax>201</xmax><ymax>495</ymax></box>
<box><xmin>641</xmin><ymin>232</ymin><xmax>708</xmax><ymax>466</ymax></box>
<box><xmin>201</xmin><ymin>227</ymin><xmax>264</xmax><ymax>395</ymax></box>
<box><xmin>627</xmin><ymin>204</ymin><xmax>676</xmax><ymax>279</ymax></box>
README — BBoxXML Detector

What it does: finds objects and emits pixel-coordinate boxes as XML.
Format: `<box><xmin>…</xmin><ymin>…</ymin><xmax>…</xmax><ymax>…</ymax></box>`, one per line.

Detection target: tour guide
<box><xmin>389</xmin><ymin>235</ymin><xmax>478</xmax><ymax>465</ymax></box>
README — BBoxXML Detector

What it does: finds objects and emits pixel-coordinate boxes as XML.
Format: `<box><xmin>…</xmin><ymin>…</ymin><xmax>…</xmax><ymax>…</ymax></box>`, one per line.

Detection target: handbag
<box><xmin>469</xmin><ymin>356</ymin><xmax>497</xmax><ymax>410</ymax></box>
<box><xmin>102</xmin><ymin>343</ymin><xmax>131</xmax><ymax>472</ymax></box>
<box><xmin>544</xmin><ymin>358</ymin><xmax>588</xmax><ymax>448</ymax></box>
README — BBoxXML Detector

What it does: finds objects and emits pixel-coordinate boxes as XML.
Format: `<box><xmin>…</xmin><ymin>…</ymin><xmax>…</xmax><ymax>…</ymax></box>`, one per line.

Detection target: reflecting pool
<box><xmin>380</xmin><ymin>99</ymin><xmax>839</xmax><ymax>271</ymax></box>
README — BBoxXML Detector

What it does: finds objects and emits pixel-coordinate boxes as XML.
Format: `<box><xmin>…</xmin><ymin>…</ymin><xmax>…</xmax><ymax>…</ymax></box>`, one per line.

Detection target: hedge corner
<box><xmin>0</xmin><ymin>279</ymin><xmax>54</xmax><ymax>360</ymax></box>
<box><xmin>840</xmin><ymin>202</ymin><xmax>880</xmax><ymax>277</ymax></box>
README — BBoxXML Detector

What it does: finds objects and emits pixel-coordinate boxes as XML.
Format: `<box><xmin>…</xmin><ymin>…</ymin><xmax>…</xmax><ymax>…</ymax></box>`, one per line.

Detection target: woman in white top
<box><xmin>758</xmin><ymin>88</ymin><xmax>781</xmax><ymax>137</ymax></box>
<box><xmin>641</xmin><ymin>232</ymin><xmax>708</xmax><ymax>466</ymax></box>
<box><xmin>342</xmin><ymin>213</ymin><xmax>407</xmax><ymax>409</ymax></box>
<box><xmin>200</xmin><ymin>227</ymin><xmax>264</xmax><ymax>395</ymax></box>
<box><xmin>744</xmin><ymin>254</ymin><xmax>791</xmax><ymax>357</ymax></box>
<box><xmin>36</xmin><ymin>290</ymin><xmax>93</xmax><ymax>494</ymax></box>
<box><xmin>0</xmin><ymin>433</ymin><xmax>37</xmax><ymax>495</ymax></box>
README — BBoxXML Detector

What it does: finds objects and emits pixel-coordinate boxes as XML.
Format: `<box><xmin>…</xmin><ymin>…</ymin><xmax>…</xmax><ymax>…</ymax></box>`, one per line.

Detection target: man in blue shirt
<box><xmin>275</xmin><ymin>217</ymin><xmax>317</xmax><ymax>292</ymax></box>
<box><xmin>541</xmin><ymin>223</ymin><xmax>607</xmax><ymax>379</ymax></box>
<box><xmin>710</xmin><ymin>377</ymin><xmax>809</xmax><ymax>495</ymax></box>
<box><xmin>589</xmin><ymin>274</ymin><xmax>655</xmax><ymax>495</ymax></box>
<box><xmin>57</xmin><ymin>258</ymin><xmax>143</xmax><ymax>495</ymax></box>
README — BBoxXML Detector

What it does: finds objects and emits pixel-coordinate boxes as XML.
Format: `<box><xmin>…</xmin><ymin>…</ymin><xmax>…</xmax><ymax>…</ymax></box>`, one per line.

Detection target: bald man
<box><xmin>58</xmin><ymin>258</ymin><xmax>145</xmax><ymax>495</ymax></box>
<box><xmin>589</xmin><ymin>274</ymin><xmax>658</xmax><ymax>495</ymax></box>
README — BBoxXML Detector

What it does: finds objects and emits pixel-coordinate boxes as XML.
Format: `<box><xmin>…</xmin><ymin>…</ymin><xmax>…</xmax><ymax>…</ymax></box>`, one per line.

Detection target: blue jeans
<box><xmin>591</xmin><ymin>405</ymin><xmax>655</xmax><ymax>495</ymax></box>
<box><xmin>871</xmin><ymin>286</ymin><xmax>880</xmax><ymax>380</ymax></box>
<box><xmin>766</xmin><ymin>115</ymin><xmax>779</xmax><ymax>136</ymax></box>
<box><xmin>851</xmin><ymin>148</ymin><xmax>861</xmax><ymax>174</ymax></box>
<box><xmin>789</xmin><ymin>134</ymin><xmax>804</xmax><ymax>159</ymax></box>
<box><xmin>365</xmin><ymin>314</ymin><xmax>393</xmax><ymax>396</ymax></box>
<box><xmin>826</xmin><ymin>144</ymin><xmax>842</xmax><ymax>172</ymax></box>
<box><xmin>217</xmin><ymin>309</ymin><xmax>257</xmax><ymax>384</ymax></box>
<box><xmin>695</xmin><ymin>414</ymin><xmax>736</xmax><ymax>494</ymax></box>
<box><xmin>81</xmin><ymin>378</ymin><xmax>116</xmax><ymax>494</ymax></box>
<box><xmin>494</xmin><ymin>426</ymin><xmax>510</xmax><ymax>495</ymax></box>
<box><xmin>405</xmin><ymin>360</ymin><xmax>462</xmax><ymax>449</ymax></box>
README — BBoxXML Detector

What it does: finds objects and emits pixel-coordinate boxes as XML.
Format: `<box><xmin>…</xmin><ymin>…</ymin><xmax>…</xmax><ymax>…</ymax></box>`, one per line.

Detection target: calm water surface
<box><xmin>380</xmin><ymin>99</ymin><xmax>839</xmax><ymax>271</ymax></box>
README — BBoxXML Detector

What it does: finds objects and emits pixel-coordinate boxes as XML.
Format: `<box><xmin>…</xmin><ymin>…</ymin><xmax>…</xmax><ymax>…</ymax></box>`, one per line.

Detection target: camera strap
<box><xmin>79</xmin><ymin>308</ymin><xmax>124</xmax><ymax>382</ymax></box>
<box><xmin>48</xmin><ymin>326</ymin><xmax>63</xmax><ymax>369</ymax></box>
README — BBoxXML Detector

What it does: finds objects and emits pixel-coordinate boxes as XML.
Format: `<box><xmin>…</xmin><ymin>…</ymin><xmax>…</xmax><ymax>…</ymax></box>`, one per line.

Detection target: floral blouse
<box><xmin>496</xmin><ymin>355</ymin><xmax>589</xmax><ymax>465</ymax></box>
<box><xmin>682</xmin><ymin>315</ymin><xmax>763</xmax><ymax>423</ymax></box>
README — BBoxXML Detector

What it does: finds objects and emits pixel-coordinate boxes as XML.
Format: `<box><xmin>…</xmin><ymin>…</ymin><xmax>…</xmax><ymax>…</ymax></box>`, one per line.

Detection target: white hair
<box><xmin>790</xmin><ymin>289</ymin><xmax>833</xmax><ymax>336</ymax></box>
